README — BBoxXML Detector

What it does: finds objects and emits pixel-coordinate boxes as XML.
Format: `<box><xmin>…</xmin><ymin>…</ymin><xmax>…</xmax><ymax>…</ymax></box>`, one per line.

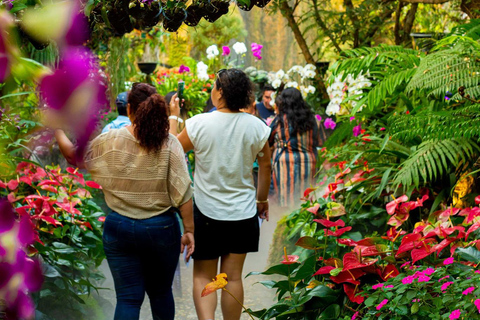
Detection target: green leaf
<box><xmin>247</xmin><ymin>263</ymin><xmax>299</xmax><ymax>278</ymax></box>
<box><xmin>295</xmin><ymin>236</ymin><xmax>323</xmax><ymax>250</ymax></box>
<box><xmin>456</xmin><ymin>247</ymin><xmax>480</xmax><ymax>264</ymax></box>
<box><xmin>365</xmin><ymin>296</ymin><xmax>376</xmax><ymax>307</ymax></box>
<box><xmin>318</xmin><ymin>304</ymin><xmax>341</xmax><ymax>319</ymax></box>
<box><xmin>51</xmin><ymin>242</ymin><xmax>76</xmax><ymax>254</ymax></box>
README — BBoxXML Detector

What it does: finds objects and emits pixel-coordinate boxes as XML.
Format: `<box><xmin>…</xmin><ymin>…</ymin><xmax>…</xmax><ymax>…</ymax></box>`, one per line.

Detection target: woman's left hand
<box><xmin>257</xmin><ymin>203</ymin><xmax>269</xmax><ymax>222</ymax></box>
<box><xmin>181</xmin><ymin>232</ymin><xmax>195</xmax><ymax>262</ymax></box>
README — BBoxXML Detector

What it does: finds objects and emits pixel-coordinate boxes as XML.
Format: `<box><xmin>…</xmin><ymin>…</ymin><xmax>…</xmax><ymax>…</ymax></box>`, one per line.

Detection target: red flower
<box><xmin>325</xmin><ymin>226</ymin><xmax>352</xmax><ymax>237</ymax></box>
<box><xmin>314</xmin><ymin>219</ymin><xmax>345</xmax><ymax>228</ymax></box>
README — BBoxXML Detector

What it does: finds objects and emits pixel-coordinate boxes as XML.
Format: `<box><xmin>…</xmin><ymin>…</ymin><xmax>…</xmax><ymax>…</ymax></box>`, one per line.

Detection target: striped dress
<box><xmin>269</xmin><ymin>115</ymin><xmax>325</xmax><ymax>207</ymax></box>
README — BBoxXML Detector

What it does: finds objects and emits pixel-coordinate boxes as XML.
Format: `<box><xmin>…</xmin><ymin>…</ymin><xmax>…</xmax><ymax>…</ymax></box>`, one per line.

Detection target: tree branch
<box><xmin>279</xmin><ymin>0</ymin><xmax>328</xmax><ymax>100</ymax></box>
<box><xmin>344</xmin><ymin>0</ymin><xmax>360</xmax><ymax>47</ymax></box>
<box><xmin>403</xmin><ymin>3</ymin><xmax>418</xmax><ymax>38</ymax></box>
<box><xmin>394</xmin><ymin>1</ymin><xmax>404</xmax><ymax>45</ymax></box>
<box><xmin>312</xmin><ymin>0</ymin><xmax>343</xmax><ymax>53</ymax></box>
<box><xmin>361</xmin><ymin>8</ymin><xmax>395</xmax><ymax>46</ymax></box>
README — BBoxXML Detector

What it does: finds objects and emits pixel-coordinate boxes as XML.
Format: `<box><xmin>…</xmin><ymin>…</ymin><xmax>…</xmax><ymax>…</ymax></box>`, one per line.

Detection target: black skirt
<box><xmin>191</xmin><ymin>203</ymin><xmax>260</xmax><ymax>260</ymax></box>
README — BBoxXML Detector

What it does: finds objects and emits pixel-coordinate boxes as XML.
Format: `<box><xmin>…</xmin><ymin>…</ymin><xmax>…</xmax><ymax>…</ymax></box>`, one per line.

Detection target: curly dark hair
<box><xmin>276</xmin><ymin>87</ymin><xmax>316</xmax><ymax>135</ymax></box>
<box><xmin>215</xmin><ymin>68</ymin><xmax>254</xmax><ymax>111</ymax></box>
<box><xmin>128</xmin><ymin>83</ymin><xmax>169</xmax><ymax>152</ymax></box>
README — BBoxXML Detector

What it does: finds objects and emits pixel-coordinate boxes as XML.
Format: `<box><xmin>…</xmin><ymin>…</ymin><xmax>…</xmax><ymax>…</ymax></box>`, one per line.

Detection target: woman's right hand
<box><xmin>169</xmin><ymin>93</ymin><xmax>181</xmax><ymax>117</ymax></box>
<box><xmin>181</xmin><ymin>232</ymin><xmax>195</xmax><ymax>262</ymax></box>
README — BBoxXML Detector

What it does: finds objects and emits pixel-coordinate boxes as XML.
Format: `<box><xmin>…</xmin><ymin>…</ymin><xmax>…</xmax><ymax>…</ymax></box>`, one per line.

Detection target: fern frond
<box><xmin>450</xmin><ymin>19</ymin><xmax>480</xmax><ymax>40</ymax></box>
<box><xmin>390</xmin><ymin>104</ymin><xmax>480</xmax><ymax>141</ymax></box>
<box><xmin>393</xmin><ymin>139</ymin><xmax>480</xmax><ymax>189</ymax></box>
<box><xmin>406</xmin><ymin>37</ymin><xmax>480</xmax><ymax>99</ymax></box>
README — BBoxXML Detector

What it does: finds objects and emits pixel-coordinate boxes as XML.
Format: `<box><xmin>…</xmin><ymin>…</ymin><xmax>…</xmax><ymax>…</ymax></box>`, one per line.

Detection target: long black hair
<box><xmin>276</xmin><ymin>87</ymin><xmax>316</xmax><ymax>135</ymax></box>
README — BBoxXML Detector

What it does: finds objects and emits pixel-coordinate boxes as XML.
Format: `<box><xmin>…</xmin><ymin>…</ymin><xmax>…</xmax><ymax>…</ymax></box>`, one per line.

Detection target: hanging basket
<box><xmin>204</xmin><ymin>0</ymin><xmax>228</xmax><ymax>23</ymax></box>
<box><xmin>163</xmin><ymin>7</ymin><xmax>187</xmax><ymax>32</ymax></box>
<box><xmin>253</xmin><ymin>0</ymin><xmax>271</xmax><ymax>7</ymax></box>
<box><xmin>237</xmin><ymin>0</ymin><xmax>254</xmax><ymax>11</ymax></box>
<box><xmin>137</xmin><ymin>62</ymin><xmax>158</xmax><ymax>74</ymax></box>
<box><xmin>129</xmin><ymin>2</ymin><xmax>163</xmax><ymax>30</ymax></box>
<box><xmin>185</xmin><ymin>4</ymin><xmax>203</xmax><ymax>27</ymax></box>
<box><xmin>107</xmin><ymin>0</ymin><xmax>134</xmax><ymax>36</ymax></box>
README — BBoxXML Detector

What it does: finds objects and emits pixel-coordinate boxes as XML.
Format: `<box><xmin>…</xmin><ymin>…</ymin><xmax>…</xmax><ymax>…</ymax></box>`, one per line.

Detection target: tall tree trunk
<box><xmin>461</xmin><ymin>0</ymin><xmax>480</xmax><ymax>18</ymax></box>
<box><xmin>311</xmin><ymin>0</ymin><xmax>342</xmax><ymax>53</ymax></box>
<box><xmin>279</xmin><ymin>0</ymin><xmax>329</xmax><ymax>101</ymax></box>
<box><xmin>344</xmin><ymin>0</ymin><xmax>360</xmax><ymax>48</ymax></box>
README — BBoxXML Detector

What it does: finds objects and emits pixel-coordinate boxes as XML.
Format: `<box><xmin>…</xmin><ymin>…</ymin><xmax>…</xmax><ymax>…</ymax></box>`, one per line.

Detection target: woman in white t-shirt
<box><xmin>169</xmin><ymin>69</ymin><xmax>272</xmax><ymax>320</ymax></box>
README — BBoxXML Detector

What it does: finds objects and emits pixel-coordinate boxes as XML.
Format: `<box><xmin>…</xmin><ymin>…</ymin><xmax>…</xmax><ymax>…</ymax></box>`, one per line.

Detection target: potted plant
<box><xmin>203</xmin><ymin>0</ymin><xmax>229</xmax><ymax>23</ymax></box>
<box><xmin>107</xmin><ymin>0</ymin><xmax>134</xmax><ymax>36</ymax></box>
<box><xmin>129</xmin><ymin>0</ymin><xmax>163</xmax><ymax>30</ymax></box>
<box><xmin>185</xmin><ymin>1</ymin><xmax>204</xmax><ymax>27</ymax></box>
<box><xmin>162</xmin><ymin>0</ymin><xmax>187</xmax><ymax>32</ymax></box>
<box><xmin>253</xmin><ymin>0</ymin><xmax>271</xmax><ymax>7</ymax></box>
<box><xmin>236</xmin><ymin>0</ymin><xmax>254</xmax><ymax>11</ymax></box>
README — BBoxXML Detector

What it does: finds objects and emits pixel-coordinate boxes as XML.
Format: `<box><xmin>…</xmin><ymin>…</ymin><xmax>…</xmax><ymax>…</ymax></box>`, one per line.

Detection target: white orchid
<box><xmin>206</xmin><ymin>45</ymin><xmax>219</xmax><ymax>60</ymax></box>
<box><xmin>275</xmin><ymin>69</ymin><xmax>285</xmax><ymax>80</ymax></box>
<box><xmin>288</xmin><ymin>65</ymin><xmax>304</xmax><ymax>74</ymax></box>
<box><xmin>197</xmin><ymin>61</ymin><xmax>209</xmax><ymax>81</ymax></box>
<box><xmin>272</xmin><ymin>79</ymin><xmax>282</xmax><ymax>89</ymax></box>
<box><xmin>232</xmin><ymin>42</ymin><xmax>247</xmax><ymax>55</ymax></box>
<box><xmin>285</xmin><ymin>81</ymin><xmax>298</xmax><ymax>88</ymax></box>
<box><xmin>326</xmin><ymin>103</ymin><xmax>340</xmax><ymax>116</ymax></box>
<box><xmin>303</xmin><ymin>69</ymin><xmax>316</xmax><ymax>79</ymax></box>
<box><xmin>304</xmin><ymin>63</ymin><xmax>316</xmax><ymax>71</ymax></box>
<box><xmin>306</xmin><ymin>85</ymin><xmax>316</xmax><ymax>94</ymax></box>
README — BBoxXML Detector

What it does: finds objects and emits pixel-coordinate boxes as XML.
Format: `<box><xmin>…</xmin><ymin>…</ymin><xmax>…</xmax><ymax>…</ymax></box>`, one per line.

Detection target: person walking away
<box><xmin>269</xmin><ymin>87</ymin><xmax>324</xmax><ymax>208</ymax></box>
<box><xmin>55</xmin><ymin>83</ymin><xmax>194</xmax><ymax>320</ymax></box>
<box><xmin>169</xmin><ymin>69</ymin><xmax>271</xmax><ymax>320</ymax></box>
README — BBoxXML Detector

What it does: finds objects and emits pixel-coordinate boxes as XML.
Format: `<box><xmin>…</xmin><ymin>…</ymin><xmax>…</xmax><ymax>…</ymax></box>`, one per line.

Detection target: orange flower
<box><xmin>201</xmin><ymin>273</ymin><xmax>228</xmax><ymax>297</ymax></box>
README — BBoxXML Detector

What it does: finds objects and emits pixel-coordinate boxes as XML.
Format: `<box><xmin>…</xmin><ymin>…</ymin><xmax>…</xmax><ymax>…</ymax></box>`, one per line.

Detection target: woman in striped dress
<box><xmin>269</xmin><ymin>87</ymin><xmax>325</xmax><ymax>207</ymax></box>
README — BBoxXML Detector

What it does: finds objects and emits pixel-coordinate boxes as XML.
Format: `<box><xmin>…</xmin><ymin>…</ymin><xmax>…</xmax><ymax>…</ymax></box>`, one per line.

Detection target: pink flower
<box><xmin>351</xmin><ymin>311</ymin><xmax>359</xmax><ymax>320</ymax></box>
<box><xmin>402</xmin><ymin>276</ymin><xmax>415</xmax><ymax>284</ymax></box>
<box><xmin>443</xmin><ymin>257</ymin><xmax>454</xmax><ymax>265</ymax></box>
<box><xmin>450</xmin><ymin>309</ymin><xmax>461</xmax><ymax>320</ymax></box>
<box><xmin>462</xmin><ymin>286</ymin><xmax>475</xmax><ymax>295</ymax></box>
<box><xmin>315</xmin><ymin>114</ymin><xmax>322</xmax><ymax>122</ymax></box>
<box><xmin>376</xmin><ymin>299</ymin><xmax>388</xmax><ymax>311</ymax></box>
<box><xmin>417</xmin><ymin>275</ymin><xmax>430</xmax><ymax>282</ymax></box>
<box><xmin>438</xmin><ymin>275</ymin><xmax>450</xmax><ymax>282</ymax></box>
<box><xmin>281</xmin><ymin>255</ymin><xmax>299</xmax><ymax>265</ymax></box>
<box><xmin>324</xmin><ymin>118</ymin><xmax>336</xmax><ymax>130</ymax></box>
<box><xmin>474</xmin><ymin>299</ymin><xmax>480</xmax><ymax>313</ymax></box>
<box><xmin>251</xmin><ymin>43</ymin><xmax>263</xmax><ymax>60</ymax></box>
<box><xmin>353</xmin><ymin>125</ymin><xmax>362</xmax><ymax>137</ymax></box>
<box><xmin>372</xmin><ymin>283</ymin><xmax>384</xmax><ymax>290</ymax></box>
<box><xmin>424</xmin><ymin>268</ymin><xmax>435</xmax><ymax>275</ymax></box>
<box><xmin>349</xmin><ymin>116</ymin><xmax>355</xmax><ymax>121</ymax></box>
<box><xmin>380</xmin><ymin>127</ymin><xmax>386</xmax><ymax>131</ymax></box>
<box><xmin>178</xmin><ymin>64</ymin><xmax>190</xmax><ymax>73</ymax></box>
<box><xmin>400</xmin><ymin>261</ymin><xmax>411</xmax><ymax>268</ymax></box>
<box><xmin>441</xmin><ymin>281</ymin><xmax>454</xmax><ymax>291</ymax></box>
<box><xmin>222</xmin><ymin>46</ymin><xmax>230</xmax><ymax>56</ymax></box>
<box><xmin>475</xmin><ymin>270</ymin><xmax>480</xmax><ymax>274</ymax></box>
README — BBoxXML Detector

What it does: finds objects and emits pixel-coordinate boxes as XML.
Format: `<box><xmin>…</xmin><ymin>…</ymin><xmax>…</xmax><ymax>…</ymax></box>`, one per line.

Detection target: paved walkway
<box><xmin>97</xmin><ymin>207</ymin><xmax>287</xmax><ymax>319</ymax></box>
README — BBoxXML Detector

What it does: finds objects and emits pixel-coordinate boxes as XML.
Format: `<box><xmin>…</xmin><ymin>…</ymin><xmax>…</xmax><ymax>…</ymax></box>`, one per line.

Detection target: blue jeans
<box><xmin>103</xmin><ymin>211</ymin><xmax>181</xmax><ymax>320</ymax></box>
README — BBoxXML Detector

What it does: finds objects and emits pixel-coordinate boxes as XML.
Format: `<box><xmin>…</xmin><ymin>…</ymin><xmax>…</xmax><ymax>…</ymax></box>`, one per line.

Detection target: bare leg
<box><xmin>220</xmin><ymin>253</ymin><xmax>247</xmax><ymax>320</ymax></box>
<box><xmin>193</xmin><ymin>258</ymin><xmax>219</xmax><ymax>320</ymax></box>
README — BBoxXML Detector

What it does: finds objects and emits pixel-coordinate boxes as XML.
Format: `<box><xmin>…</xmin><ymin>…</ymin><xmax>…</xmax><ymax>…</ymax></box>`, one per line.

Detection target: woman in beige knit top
<box><xmin>55</xmin><ymin>83</ymin><xmax>194</xmax><ymax>320</ymax></box>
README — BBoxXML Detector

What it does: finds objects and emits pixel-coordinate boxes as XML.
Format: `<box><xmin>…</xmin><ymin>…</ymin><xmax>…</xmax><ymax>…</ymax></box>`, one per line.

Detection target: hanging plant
<box><xmin>129</xmin><ymin>0</ymin><xmax>163</xmax><ymax>30</ymax></box>
<box><xmin>163</xmin><ymin>1</ymin><xmax>187</xmax><ymax>32</ymax></box>
<box><xmin>204</xmin><ymin>0</ymin><xmax>229</xmax><ymax>23</ymax></box>
<box><xmin>253</xmin><ymin>0</ymin><xmax>271</xmax><ymax>7</ymax></box>
<box><xmin>236</xmin><ymin>0</ymin><xmax>254</xmax><ymax>11</ymax></box>
<box><xmin>107</xmin><ymin>0</ymin><xmax>134</xmax><ymax>36</ymax></box>
<box><xmin>184</xmin><ymin>1</ymin><xmax>203</xmax><ymax>27</ymax></box>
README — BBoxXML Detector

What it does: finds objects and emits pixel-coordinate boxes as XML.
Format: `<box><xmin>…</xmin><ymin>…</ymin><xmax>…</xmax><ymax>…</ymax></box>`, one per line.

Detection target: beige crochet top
<box><xmin>84</xmin><ymin>128</ymin><xmax>193</xmax><ymax>219</ymax></box>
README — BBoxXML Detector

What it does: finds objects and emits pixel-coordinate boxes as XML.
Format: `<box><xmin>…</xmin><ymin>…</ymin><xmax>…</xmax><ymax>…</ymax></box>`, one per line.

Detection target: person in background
<box><xmin>55</xmin><ymin>83</ymin><xmax>194</xmax><ymax>320</ymax></box>
<box><xmin>169</xmin><ymin>68</ymin><xmax>271</xmax><ymax>320</ymax></box>
<box><xmin>102</xmin><ymin>92</ymin><xmax>131</xmax><ymax>133</ymax></box>
<box><xmin>269</xmin><ymin>87</ymin><xmax>325</xmax><ymax>208</ymax></box>
<box><xmin>255</xmin><ymin>85</ymin><xmax>275</xmax><ymax>120</ymax></box>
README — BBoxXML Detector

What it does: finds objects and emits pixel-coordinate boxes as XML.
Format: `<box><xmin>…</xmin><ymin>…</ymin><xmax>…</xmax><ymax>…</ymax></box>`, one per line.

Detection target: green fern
<box><xmin>450</xmin><ymin>19</ymin><xmax>480</xmax><ymax>40</ymax></box>
<box><xmin>406</xmin><ymin>37</ymin><xmax>480</xmax><ymax>100</ymax></box>
<box><xmin>390</xmin><ymin>104</ymin><xmax>480</xmax><ymax>141</ymax></box>
<box><xmin>393</xmin><ymin>138</ymin><xmax>480</xmax><ymax>189</ymax></box>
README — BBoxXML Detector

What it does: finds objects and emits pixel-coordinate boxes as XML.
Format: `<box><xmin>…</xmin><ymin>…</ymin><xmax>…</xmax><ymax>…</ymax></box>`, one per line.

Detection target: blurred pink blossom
<box><xmin>222</xmin><ymin>46</ymin><xmax>230</xmax><ymax>56</ymax></box>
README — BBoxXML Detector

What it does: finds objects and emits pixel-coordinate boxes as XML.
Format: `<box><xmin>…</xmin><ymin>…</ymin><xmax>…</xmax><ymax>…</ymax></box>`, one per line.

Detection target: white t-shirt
<box><xmin>186</xmin><ymin>111</ymin><xmax>271</xmax><ymax>221</ymax></box>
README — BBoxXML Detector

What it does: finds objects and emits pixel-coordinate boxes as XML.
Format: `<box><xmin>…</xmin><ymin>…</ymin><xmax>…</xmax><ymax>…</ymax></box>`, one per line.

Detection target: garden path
<box><xmin>96</xmin><ymin>206</ymin><xmax>288</xmax><ymax>319</ymax></box>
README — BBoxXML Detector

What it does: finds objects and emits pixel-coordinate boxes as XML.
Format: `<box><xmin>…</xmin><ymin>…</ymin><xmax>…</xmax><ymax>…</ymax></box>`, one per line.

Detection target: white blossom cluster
<box><xmin>206</xmin><ymin>45</ymin><xmax>219</xmax><ymax>60</ymax></box>
<box><xmin>232</xmin><ymin>42</ymin><xmax>247</xmax><ymax>55</ymax></box>
<box><xmin>266</xmin><ymin>64</ymin><xmax>317</xmax><ymax>102</ymax></box>
<box><xmin>325</xmin><ymin>72</ymin><xmax>372</xmax><ymax>116</ymax></box>
<box><xmin>197</xmin><ymin>61</ymin><xmax>209</xmax><ymax>81</ymax></box>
